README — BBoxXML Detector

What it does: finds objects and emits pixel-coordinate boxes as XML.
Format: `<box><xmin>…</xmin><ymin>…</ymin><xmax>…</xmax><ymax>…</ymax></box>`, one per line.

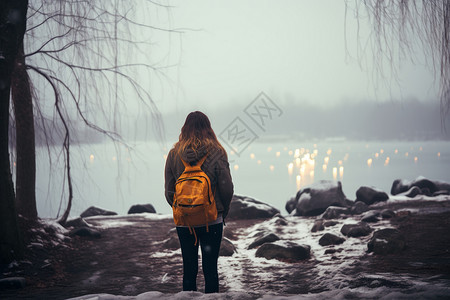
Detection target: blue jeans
<box><xmin>176</xmin><ymin>223</ymin><xmax>223</xmax><ymax>293</ymax></box>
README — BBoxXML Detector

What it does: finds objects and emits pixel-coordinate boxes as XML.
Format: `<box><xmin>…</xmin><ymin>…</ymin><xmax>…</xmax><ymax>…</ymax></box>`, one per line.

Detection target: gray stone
<box><xmin>80</xmin><ymin>206</ymin><xmax>117</xmax><ymax>218</ymax></box>
<box><xmin>341</xmin><ymin>222</ymin><xmax>372</xmax><ymax>237</ymax></box>
<box><xmin>248</xmin><ymin>233</ymin><xmax>280</xmax><ymax>249</ymax></box>
<box><xmin>361</xmin><ymin>210</ymin><xmax>380</xmax><ymax>223</ymax></box>
<box><xmin>228</xmin><ymin>195</ymin><xmax>280</xmax><ymax>220</ymax></box>
<box><xmin>404</xmin><ymin>186</ymin><xmax>422</xmax><ymax>198</ymax></box>
<box><xmin>321</xmin><ymin>206</ymin><xmax>349</xmax><ymax>219</ymax></box>
<box><xmin>319</xmin><ymin>233</ymin><xmax>345</xmax><ymax>246</ymax></box>
<box><xmin>255</xmin><ymin>242</ymin><xmax>310</xmax><ymax>261</ymax></box>
<box><xmin>324</xmin><ymin>220</ymin><xmax>338</xmax><ymax>227</ymax></box>
<box><xmin>368</xmin><ymin>228</ymin><xmax>405</xmax><ymax>255</ymax></box>
<box><xmin>292</xmin><ymin>180</ymin><xmax>348</xmax><ymax>216</ymax></box>
<box><xmin>351</xmin><ymin>201</ymin><xmax>370</xmax><ymax>215</ymax></box>
<box><xmin>128</xmin><ymin>204</ymin><xmax>156</xmax><ymax>214</ymax></box>
<box><xmin>381</xmin><ymin>209</ymin><xmax>396</xmax><ymax>219</ymax></box>
<box><xmin>391</xmin><ymin>177</ymin><xmax>450</xmax><ymax>196</ymax></box>
<box><xmin>285</xmin><ymin>197</ymin><xmax>297</xmax><ymax>214</ymax></box>
<box><xmin>356</xmin><ymin>186</ymin><xmax>389</xmax><ymax>205</ymax></box>
<box><xmin>311</xmin><ymin>219</ymin><xmax>325</xmax><ymax>232</ymax></box>
<box><xmin>220</xmin><ymin>238</ymin><xmax>237</xmax><ymax>256</ymax></box>
<box><xmin>163</xmin><ymin>228</ymin><xmax>179</xmax><ymax>249</ymax></box>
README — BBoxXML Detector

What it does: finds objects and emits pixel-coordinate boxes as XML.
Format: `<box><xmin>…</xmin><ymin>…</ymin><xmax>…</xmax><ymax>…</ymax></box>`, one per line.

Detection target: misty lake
<box><xmin>33</xmin><ymin>139</ymin><xmax>450</xmax><ymax>219</ymax></box>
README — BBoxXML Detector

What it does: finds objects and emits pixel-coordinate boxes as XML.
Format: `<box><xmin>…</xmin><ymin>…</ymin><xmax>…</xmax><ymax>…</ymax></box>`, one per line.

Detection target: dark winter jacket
<box><xmin>164</xmin><ymin>145</ymin><xmax>234</xmax><ymax>219</ymax></box>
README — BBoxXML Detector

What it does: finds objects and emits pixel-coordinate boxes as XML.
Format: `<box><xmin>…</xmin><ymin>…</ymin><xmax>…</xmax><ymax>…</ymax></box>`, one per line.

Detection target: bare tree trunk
<box><xmin>0</xmin><ymin>0</ymin><xmax>28</xmax><ymax>264</ymax></box>
<box><xmin>12</xmin><ymin>43</ymin><xmax>37</xmax><ymax>221</ymax></box>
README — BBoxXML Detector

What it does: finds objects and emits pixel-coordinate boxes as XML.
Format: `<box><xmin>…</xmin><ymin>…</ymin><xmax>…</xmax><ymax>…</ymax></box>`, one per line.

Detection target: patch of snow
<box><xmin>149</xmin><ymin>249</ymin><xmax>180</xmax><ymax>258</ymax></box>
<box><xmin>65</xmin><ymin>283</ymin><xmax>450</xmax><ymax>300</ymax></box>
<box><xmin>95</xmin><ymin>220</ymin><xmax>136</xmax><ymax>229</ymax></box>
<box><xmin>142</xmin><ymin>213</ymin><xmax>173</xmax><ymax>221</ymax></box>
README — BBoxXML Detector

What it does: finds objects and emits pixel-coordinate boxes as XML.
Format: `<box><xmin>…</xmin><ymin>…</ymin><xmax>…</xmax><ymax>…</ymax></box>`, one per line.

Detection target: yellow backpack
<box><xmin>172</xmin><ymin>155</ymin><xmax>217</xmax><ymax>238</ymax></box>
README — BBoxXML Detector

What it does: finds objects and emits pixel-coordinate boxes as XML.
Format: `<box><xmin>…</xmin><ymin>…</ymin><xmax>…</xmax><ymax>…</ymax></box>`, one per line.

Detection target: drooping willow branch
<box><xmin>347</xmin><ymin>0</ymin><xmax>450</xmax><ymax>122</ymax></box>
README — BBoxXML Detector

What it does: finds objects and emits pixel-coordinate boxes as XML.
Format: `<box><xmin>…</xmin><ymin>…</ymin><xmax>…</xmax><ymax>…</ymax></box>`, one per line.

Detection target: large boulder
<box><xmin>341</xmin><ymin>222</ymin><xmax>372</xmax><ymax>237</ymax></box>
<box><xmin>128</xmin><ymin>204</ymin><xmax>156</xmax><ymax>214</ymax></box>
<box><xmin>227</xmin><ymin>195</ymin><xmax>280</xmax><ymax>220</ymax></box>
<box><xmin>356</xmin><ymin>186</ymin><xmax>389</xmax><ymax>205</ymax></box>
<box><xmin>255</xmin><ymin>242</ymin><xmax>310</xmax><ymax>261</ymax></box>
<box><xmin>368</xmin><ymin>228</ymin><xmax>405</xmax><ymax>255</ymax></box>
<box><xmin>80</xmin><ymin>206</ymin><xmax>117</xmax><ymax>218</ymax></box>
<box><xmin>391</xmin><ymin>177</ymin><xmax>450</xmax><ymax>196</ymax></box>
<box><xmin>290</xmin><ymin>181</ymin><xmax>348</xmax><ymax>216</ymax></box>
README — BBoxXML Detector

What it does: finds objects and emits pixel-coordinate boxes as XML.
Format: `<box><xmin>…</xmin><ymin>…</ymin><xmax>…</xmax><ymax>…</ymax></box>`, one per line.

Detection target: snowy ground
<box><xmin>61</xmin><ymin>195</ymin><xmax>450</xmax><ymax>300</ymax></box>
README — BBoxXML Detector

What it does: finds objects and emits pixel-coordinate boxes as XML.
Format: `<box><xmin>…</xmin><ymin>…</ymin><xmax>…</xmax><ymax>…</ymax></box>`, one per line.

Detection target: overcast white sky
<box><xmin>146</xmin><ymin>0</ymin><xmax>438</xmax><ymax>115</ymax></box>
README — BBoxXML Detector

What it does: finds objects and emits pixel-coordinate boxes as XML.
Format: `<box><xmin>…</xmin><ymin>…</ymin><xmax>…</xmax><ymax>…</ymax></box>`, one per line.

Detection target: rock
<box><xmin>421</xmin><ymin>188</ymin><xmax>432</xmax><ymax>196</ymax></box>
<box><xmin>285</xmin><ymin>197</ymin><xmax>297</xmax><ymax>214</ymax></box>
<box><xmin>163</xmin><ymin>228</ymin><xmax>180</xmax><ymax>249</ymax></box>
<box><xmin>248</xmin><ymin>233</ymin><xmax>280</xmax><ymax>249</ymax></box>
<box><xmin>255</xmin><ymin>242</ymin><xmax>310</xmax><ymax>261</ymax></box>
<box><xmin>341</xmin><ymin>222</ymin><xmax>372</xmax><ymax>237</ymax></box>
<box><xmin>318</xmin><ymin>233</ymin><xmax>345</xmax><ymax>246</ymax></box>
<box><xmin>311</xmin><ymin>219</ymin><xmax>325</xmax><ymax>232</ymax></box>
<box><xmin>321</xmin><ymin>206</ymin><xmax>349</xmax><ymax>219</ymax></box>
<box><xmin>69</xmin><ymin>227</ymin><xmax>101</xmax><ymax>238</ymax></box>
<box><xmin>220</xmin><ymin>238</ymin><xmax>237</xmax><ymax>256</ymax></box>
<box><xmin>0</xmin><ymin>277</ymin><xmax>26</xmax><ymax>289</ymax></box>
<box><xmin>80</xmin><ymin>206</ymin><xmax>117</xmax><ymax>218</ymax></box>
<box><xmin>361</xmin><ymin>210</ymin><xmax>380</xmax><ymax>223</ymax></box>
<box><xmin>324</xmin><ymin>220</ymin><xmax>338</xmax><ymax>227</ymax></box>
<box><xmin>128</xmin><ymin>204</ymin><xmax>156</xmax><ymax>214</ymax></box>
<box><xmin>351</xmin><ymin>201</ymin><xmax>370</xmax><ymax>215</ymax></box>
<box><xmin>391</xmin><ymin>177</ymin><xmax>450</xmax><ymax>196</ymax></box>
<box><xmin>227</xmin><ymin>195</ymin><xmax>280</xmax><ymax>220</ymax></box>
<box><xmin>324</xmin><ymin>248</ymin><xmax>343</xmax><ymax>255</ymax></box>
<box><xmin>291</xmin><ymin>180</ymin><xmax>348</xmax><ymax>216</ymax></box>
<box><xmin>272</xmin><ymin>213</ymin><xmax>288</xmax><ymax>226</ymax></box>
<box><xmin>356</xmin><ymin>186</ymin><xmax>389</xmax><ymax>205</ymax></box>
<box><xmin>65</xmin><ymin>217</ymin><xmax>90</xmax><ymax>228</ymax></box>
<box><xmin>274</xmin><ymin>217</ymin><xmax>288</xmax><ymax>226</ymax></box>
<box><xmin>403</xmin><ymin>186</ymin><xmax>422</xmax><ymax>198</ymax></box>
<box><xmin>381</xmin><ymin>209</ymin><xmax>396</xmax><ymax>219</ymax></box>
<box><xmin>368</xmin><ymin>228</ymin><xmax>405</xmax><ymax>255</ymax></box>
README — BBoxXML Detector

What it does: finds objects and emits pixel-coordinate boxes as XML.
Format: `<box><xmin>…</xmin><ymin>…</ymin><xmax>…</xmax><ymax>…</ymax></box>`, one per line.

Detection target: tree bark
<box><xmin>0</xmin><ymin>0</ymin><xmax>28</xmax><ymax>264</ymax></box>
<box><xmin>11</xmin><ymin>44</ymin><xmax>37</xmax><ymax>221</ymax></box>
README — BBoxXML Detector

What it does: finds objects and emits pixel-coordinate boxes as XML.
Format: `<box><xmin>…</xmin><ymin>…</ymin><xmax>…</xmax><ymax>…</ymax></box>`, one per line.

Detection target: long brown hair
<box><xmin>174</xmin><ymin>111</ymin><xmax>227</xmax><ymax>158</ymax></box>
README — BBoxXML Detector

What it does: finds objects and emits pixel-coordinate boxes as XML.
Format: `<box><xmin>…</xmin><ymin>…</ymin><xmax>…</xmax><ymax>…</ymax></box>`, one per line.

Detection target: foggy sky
<box><xmin>148</xmin><ymin>0</ymin><xmax>439</xmax><ymax>115</ymax></box>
